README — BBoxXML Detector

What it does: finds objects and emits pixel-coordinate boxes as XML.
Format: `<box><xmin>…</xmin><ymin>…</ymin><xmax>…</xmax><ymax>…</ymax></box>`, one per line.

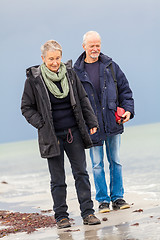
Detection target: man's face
<box><xmin>83</xmin><ymin>35</ymin><xmax>101</xmax><ymax>63</ymax></box>
<box><xmin>41</xmin><ymin>50</ymin><xmax>62</xmax><ymax>72</ymax></box>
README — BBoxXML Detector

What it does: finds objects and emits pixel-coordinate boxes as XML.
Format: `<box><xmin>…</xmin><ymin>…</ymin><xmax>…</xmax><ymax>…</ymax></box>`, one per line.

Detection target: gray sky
<box><xmin>0</xmin><ymin>0</ymin><xmax>159</xmax><ymax>143</ymax></box>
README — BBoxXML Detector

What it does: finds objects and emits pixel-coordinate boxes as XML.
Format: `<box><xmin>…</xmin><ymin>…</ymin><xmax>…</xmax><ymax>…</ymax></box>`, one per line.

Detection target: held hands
<box><xmin>90</xmin><ymin>127</ymin><xmax>97</xmax><ymax>135</ymax></box>
<box><xmin>118</xmin><ymin>111</ymin><xmax>131</xmax><ymax>125</ymax></box>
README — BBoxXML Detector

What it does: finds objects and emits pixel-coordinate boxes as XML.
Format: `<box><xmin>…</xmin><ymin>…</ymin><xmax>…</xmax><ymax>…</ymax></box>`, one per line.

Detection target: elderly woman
<box><xmin>21</xmin><ymin>40</ymin><xmax>101</xmax><ymax>228</ymax></box>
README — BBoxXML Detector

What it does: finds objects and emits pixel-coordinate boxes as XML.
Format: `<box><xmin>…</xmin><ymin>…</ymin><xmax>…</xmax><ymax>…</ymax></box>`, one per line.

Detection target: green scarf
<box><xmin>40</xmin><ymin>62</ymin><xmax>69</xmax><ymax>98</ymax></box>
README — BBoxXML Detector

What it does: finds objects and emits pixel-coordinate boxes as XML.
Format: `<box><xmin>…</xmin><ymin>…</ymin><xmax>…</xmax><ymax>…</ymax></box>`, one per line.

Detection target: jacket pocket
<box><xmin>108</xmin><ymin>101</ymin><xmax>117</xmax><ymax>111</ymax></box>
<box><xmin>107</xmin><ymin>101</ymin><xmax>120</xmax><ymax>130</ymax></box>
<box><xmin>108</xmin><ymin>101</ymin><xmax>117</xmax><ymax>123</ymax></box>
<box><xmin>38</xmin><ymin>122</ymin><xmax>50</xmax><ymax>145</ymax></box>
<box><xmin>107</xmin><ymin>101</ymin><xmax>124</xmax><ymax>134</ymax></box>
<box><xmin>38</xmin><ymin>121</ymin><xmax>52</xmax><ymax>156</ymax></box>
<box><xmin>90</xmin><ymin>129</ymin><xmax>101</xmax><ymax>144</ymax></box>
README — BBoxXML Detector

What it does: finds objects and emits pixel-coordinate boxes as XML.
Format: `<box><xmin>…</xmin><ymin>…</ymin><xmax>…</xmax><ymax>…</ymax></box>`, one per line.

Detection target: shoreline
<box><xmin>0</xmin><ymin>189</ymin><xmax>160</xmax><ymax>240</ymax></box>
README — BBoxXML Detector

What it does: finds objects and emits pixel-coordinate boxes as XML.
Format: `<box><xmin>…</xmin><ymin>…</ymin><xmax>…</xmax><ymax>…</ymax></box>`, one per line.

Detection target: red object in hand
<box><xmin>115</xmin><ymin>107</ymin><xmax>125</xmax><ymax>123</ymax></box>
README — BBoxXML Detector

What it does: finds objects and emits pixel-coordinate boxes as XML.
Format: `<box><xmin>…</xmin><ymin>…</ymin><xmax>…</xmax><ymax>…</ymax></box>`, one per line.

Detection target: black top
<box><xmin>48</xmin><ymin>81</ymin><xmax>77</xmax><ymax>132</ymax></box>
<box><xmin>84</xmin><ymin>60</ymin><xmax>100</xmax><ymax>97</ymax></box>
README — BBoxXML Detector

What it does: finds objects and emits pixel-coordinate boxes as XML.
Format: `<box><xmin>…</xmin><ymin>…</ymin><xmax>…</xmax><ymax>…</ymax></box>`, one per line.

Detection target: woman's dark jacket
<box><xmin>74</xmin><ymin>52</ymin><xmax>134</xmax><ymax>145</ymax></box>
<box><xmin>21</xmin><ymin>61</ymin><xmax>98</xmax><ymax>158</ymax></box>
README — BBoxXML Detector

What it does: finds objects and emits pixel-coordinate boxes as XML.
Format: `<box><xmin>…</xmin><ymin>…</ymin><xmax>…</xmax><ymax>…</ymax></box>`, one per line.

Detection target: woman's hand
<box><xmin>90</xmin><ymin>127</ymin><xmax>97</xmax><ymax>135</ymax></box>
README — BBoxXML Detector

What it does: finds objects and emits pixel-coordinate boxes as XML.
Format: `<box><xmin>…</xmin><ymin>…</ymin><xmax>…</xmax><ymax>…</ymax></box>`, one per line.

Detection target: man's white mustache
<box><xmin>91</xmin><ymin>51</ymin><xmax>99</xmax><ymax>54</ymax></box>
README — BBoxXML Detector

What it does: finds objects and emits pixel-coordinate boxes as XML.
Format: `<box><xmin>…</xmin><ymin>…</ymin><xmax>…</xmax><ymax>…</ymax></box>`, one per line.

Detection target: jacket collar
<box><xmin>74</xmin><ymin>52</ymin><xmax>112</xmax><ymax>72</ymax></box>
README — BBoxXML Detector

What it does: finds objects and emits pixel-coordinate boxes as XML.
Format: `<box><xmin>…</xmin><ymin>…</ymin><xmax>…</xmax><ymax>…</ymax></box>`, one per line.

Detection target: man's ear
<box><xmin>82</xmin><ymin>44</ymin><xmax>86</xmax><ymax>51</ymax></box>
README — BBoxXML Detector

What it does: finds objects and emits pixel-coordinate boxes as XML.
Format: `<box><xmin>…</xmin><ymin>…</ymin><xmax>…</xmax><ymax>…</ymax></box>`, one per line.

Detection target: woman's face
<box><xmin>41</xmin><ymin>50</ymin><xmax>62</xmax><ymax>72</ymax></box>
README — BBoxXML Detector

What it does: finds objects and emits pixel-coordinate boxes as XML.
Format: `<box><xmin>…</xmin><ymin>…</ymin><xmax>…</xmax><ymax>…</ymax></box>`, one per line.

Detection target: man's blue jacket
<box><xmin>74</xmin><ymin>52</ymin><xmax>134</xmax><ymax>146</ymax></box>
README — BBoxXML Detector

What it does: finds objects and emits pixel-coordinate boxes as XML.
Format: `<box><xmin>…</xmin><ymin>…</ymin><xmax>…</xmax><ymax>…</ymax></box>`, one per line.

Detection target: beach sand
<box><xmin>0</xmin><ymin>178</ymin><xmax>160</xmax><ymax>240</ymax></box>
<box><xmin>0</xmin><ymin>123</ymin><xmax>160</xmax><ymax>239</ymax></box>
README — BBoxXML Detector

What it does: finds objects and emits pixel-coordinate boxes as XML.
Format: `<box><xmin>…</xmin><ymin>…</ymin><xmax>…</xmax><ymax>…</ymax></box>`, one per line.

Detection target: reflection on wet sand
<box><xmin>57</xmin><ymin>222</ymin><xmax>135</xmax><ymax>240</ymax></box>
<box><xmin>58</xmin><ymin>231</ymin><xmax>74</xmax><ymax>240</ymax></box>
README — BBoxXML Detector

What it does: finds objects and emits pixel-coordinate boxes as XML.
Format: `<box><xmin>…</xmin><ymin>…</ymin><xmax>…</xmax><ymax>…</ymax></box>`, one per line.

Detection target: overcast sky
<box><xmin>0</xmin><ymin>0</ymin><xmax>159</xmax><ymax>143</ymax></box>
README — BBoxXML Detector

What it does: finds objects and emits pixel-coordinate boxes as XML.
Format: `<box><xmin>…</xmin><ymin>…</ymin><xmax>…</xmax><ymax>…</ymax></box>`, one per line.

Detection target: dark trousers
<box><xmin>47</xmin><ymin>128</ymin><xmax>94</xmax><ymax>222</ymax></box>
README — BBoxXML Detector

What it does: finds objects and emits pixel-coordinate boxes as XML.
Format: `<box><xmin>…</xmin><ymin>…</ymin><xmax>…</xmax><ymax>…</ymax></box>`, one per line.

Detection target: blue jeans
<box><xmin>90</xmin><ymin>134</ymin><xmax>124</xmax><ymax>203</ymax></box>
<box><xmin>47</xmin><ymin>128</ymin><xmax>94</xmax><ymax>222</ymax></box>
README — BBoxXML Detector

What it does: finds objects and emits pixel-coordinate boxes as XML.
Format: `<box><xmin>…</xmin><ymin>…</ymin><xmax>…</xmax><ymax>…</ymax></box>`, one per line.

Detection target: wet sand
<box><xmin>1</xmin><ymin>180</ymin><xmax>160</xmax><ymax>240</ymax></box>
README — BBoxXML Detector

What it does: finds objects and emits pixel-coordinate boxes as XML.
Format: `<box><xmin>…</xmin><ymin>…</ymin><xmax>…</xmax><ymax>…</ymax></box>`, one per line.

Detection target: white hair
<box><xmin>41</xmin><ymin>40</ymin><xmax>62</xmax><ymax>58</ymax></box>
<box><xmin>83</xmin><ymin>31</ymin><xmax>101</xmax><ymax>45</ymax></box>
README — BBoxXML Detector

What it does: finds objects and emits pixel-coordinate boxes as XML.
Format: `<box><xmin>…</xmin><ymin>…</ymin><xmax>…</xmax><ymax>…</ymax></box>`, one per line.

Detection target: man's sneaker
<box><xmin>57</xmin><ymin>218</ymin><xmax>71</xmax><ymax>229</ymax></box>
<box><xmin>99</xmin><ymin>202</ymin><xmax>110</xmax><ymax>213</ymax></box>
<box><xmin>83</xmin><ymin>214</ymin><xmax>101</xmax><ymax>225</ymax></box>
<box><xmin>112</xmin><ymin>199</ymin><xmax>130</xmax><ymax>210</ymax></box>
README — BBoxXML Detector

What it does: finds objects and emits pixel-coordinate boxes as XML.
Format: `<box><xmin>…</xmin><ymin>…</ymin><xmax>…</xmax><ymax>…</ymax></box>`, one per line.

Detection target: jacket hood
<box><xmin>74</xmin><ymin>52</ymin><xmax>112</xmax><ymax>72</ymax></box>
<box><xmin>65</xmin><ymin>59</ymin><xmax>73</xmax><ymax>69</ymax></box>
<box><xmin>26</xmin><ymin>65</ymin><xmax>41</xmax><ymax>78</ymax></box>
<box><xmin>26</xmin><ymin>60</ymin><xmax>73</xmax><ymax>79</ymax></box>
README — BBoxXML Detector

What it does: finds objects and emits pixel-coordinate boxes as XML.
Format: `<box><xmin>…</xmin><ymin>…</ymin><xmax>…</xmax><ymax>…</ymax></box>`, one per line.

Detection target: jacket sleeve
<box><xmin>21</xmin><ymin>78</ymin><xmax>45</xmax><ymax>129</ymax></box>
<box><xmin>114</xmin><ymin>62</ymin><xmax>135</xmax><ymax>119</ymax></box>
<box><xmin>73</xmin><ymin>71</ymin><xmax>99</xmax><ymax>129</ymax></box>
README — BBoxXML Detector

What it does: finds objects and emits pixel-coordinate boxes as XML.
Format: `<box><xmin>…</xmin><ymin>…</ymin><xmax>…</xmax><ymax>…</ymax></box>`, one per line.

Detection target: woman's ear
<box><xmin>41</xmin><ymin>55</ymin><xmax>45</xmax><ymax>63</ymax></box>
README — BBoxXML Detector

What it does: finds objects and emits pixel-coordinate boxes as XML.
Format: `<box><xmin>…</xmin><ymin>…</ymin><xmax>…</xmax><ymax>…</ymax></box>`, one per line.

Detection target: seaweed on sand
<box><xmin>0</xmin><ymin>210</ymin><xmax>56</xmax><ymax>238</ymax></box>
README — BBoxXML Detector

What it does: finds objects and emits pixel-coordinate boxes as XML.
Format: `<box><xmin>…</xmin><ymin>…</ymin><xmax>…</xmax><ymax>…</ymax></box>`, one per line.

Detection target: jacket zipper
<box><xmin>39</xmin><ymin>75</ymin><xmax>56</xmax><ymax>133</ymax></box>
<box><xmin>100</xmin><ymin>67</ymin><xmax>109</xmax><ymax>133</ymax></box>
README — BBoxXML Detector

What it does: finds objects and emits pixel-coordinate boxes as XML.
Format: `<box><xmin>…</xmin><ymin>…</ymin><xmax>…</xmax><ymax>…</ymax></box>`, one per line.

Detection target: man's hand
<box><xmin>90</xmin><ymin>127</ymin><xmax>97</xmax><ymax>135</ymax></box>
<box><xmin>118</xmin><ymin>111</ymin><xmax>131</xmax><ymax>124</ymax></box>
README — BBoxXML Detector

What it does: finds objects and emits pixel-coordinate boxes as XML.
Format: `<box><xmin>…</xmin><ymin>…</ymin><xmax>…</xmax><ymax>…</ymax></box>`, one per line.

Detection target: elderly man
<box><xmin>74</xmin><ymin>31</ymin><xmax>134</xmax><ymax>213</ymax></box>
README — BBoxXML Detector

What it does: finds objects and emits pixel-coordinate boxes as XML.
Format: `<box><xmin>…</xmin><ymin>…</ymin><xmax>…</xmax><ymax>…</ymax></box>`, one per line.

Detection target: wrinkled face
<box><xmin>83</xmin><ymin>35</ymin><xmax>101</xmax><ymax>63</ymax></box>
<box><xmin>41</xmin><ymin>50</ymin><xmax>62</xmax><ymax>72</ymax></box>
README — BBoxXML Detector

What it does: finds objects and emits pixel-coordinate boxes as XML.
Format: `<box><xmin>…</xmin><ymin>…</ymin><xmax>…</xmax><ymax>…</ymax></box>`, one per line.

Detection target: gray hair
<box><xmin>83</xmin><ymin>31</ymin><xmax>101</xmax><ymax>45</ymax></box>
<box><xmin>41</xmin><ymin>40</ymin><xmax>62</xmax><ymax>58</ymax></box>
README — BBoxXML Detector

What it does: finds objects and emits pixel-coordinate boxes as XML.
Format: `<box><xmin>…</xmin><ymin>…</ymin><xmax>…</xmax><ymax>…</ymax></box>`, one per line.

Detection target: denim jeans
<box><xmin>90</xmin><ymin>134</ymin><xmax>124</xmax><ymax>203</ymax></box>
<box><xmin>47</xmin><ymin>128</ymin><xmax>94</xmax><ymax>222</ymax></box>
